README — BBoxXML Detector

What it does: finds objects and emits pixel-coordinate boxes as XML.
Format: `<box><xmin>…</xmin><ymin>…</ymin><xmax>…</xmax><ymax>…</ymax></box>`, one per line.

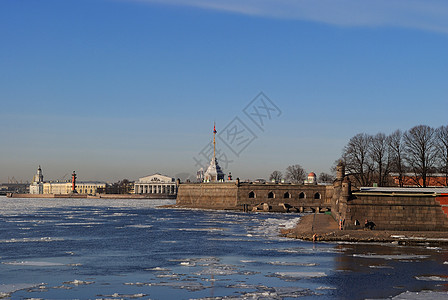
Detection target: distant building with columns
<box><xmin>134</xmin><ymin>173</ymin><xmax>177</xmax><ymax>196</ymax></box>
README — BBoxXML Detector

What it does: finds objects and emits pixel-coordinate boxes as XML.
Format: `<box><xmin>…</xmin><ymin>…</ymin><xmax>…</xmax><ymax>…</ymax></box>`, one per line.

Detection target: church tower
<box><xmin>33</xmin><ymin>165</ymin><xmax>44</xmax><ymax>183</ymax></box>
<box><xmin>30</xmin><ymin>165</ymin><xmax>44</xmax><ymax>194</ymax></box>
<box><xmin>204</xmin><ymin>123</ymin><xmax>225</xmax><ymax>182</ymax></box>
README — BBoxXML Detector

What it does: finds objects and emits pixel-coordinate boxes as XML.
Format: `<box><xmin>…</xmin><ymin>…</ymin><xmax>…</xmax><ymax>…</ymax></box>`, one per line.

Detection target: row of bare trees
<box><xmin>269</xmin><ymin>165</ymin><xmax>334</xmax><ymax>184</ymax></box>
<box><xmin>341</xmin><ymin>125</ymin><xmax>448</xmax><ymax>187</ymax></box>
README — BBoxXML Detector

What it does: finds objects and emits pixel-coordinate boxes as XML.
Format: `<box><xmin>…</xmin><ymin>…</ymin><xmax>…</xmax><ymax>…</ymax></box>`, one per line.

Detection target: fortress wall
<box><xmin>345</xmin><ymin>193</ymin><xmax>448</xmax><ymax>231</ymax></box>
<box><xmin>176</xmin><ymin>183</ymin><xmax>238</xmax><ymax>209</ymax></box>
<box><xmin>236</xmin><ymin>183</ymin><xmax>332</xmax><ymax>211</ymax></box>
<box><xmin>176</xmin><ymin>182</ymin><xmax>334</xmax><ymax>211</ymax></box>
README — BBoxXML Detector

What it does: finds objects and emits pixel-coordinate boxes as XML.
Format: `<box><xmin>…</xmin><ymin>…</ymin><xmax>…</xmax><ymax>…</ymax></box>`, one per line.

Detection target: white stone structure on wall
<box><xmin>134</xmin><ymin>173</ymin><xmax>177</xmax><ymax>195</ymax></box>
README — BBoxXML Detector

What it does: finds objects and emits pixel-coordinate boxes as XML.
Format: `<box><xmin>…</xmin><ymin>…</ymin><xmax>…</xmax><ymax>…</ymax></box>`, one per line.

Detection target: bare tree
<box><xmin>318</xmin><ymin>172</ymin><xmax>334</xmax><ymax>183</ymax></box>
<box><xmin>269</xmin><ymin>170</ymin><xmax>283</xmax><ymax>182</ymax></box>
<box><xmin>285</xmin><ymin>164</ymin><xmax>306</xmax><ymax>183</ymax></box>
<box><xmin>370</xmin><ymin>133</ymin><xmax>392</xmax><ymax>186</ymax></box>
<box><xmin>342</xmin><ymin>133</ymin><xmax>374</xmax><ymax>187</ymax></box>
<box><xmin>403</xmin><ymin>125</ymin><xmax>437</xmax><ymax>187</ymax></box>
<box><xmin>388</xmin><ymin>130</ymin><xmax>405</xmax><ymax>187</ymax></box>
<box><xmin>436</xmin><ymin>125</ymin><xmax>448</xmax><ymax>186</ymax></box>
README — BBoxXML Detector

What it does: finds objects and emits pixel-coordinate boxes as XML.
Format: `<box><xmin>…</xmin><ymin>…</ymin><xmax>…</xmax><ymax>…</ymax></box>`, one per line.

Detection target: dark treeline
<box><xmin>97</xmin><ymin>179</ymin><xmax>134</xmax><ymax>194</ymax></box>
<box><xmin>340</xmin><ymin>124</ymin><xmax>448</xmax><ymax>188</ymax></box>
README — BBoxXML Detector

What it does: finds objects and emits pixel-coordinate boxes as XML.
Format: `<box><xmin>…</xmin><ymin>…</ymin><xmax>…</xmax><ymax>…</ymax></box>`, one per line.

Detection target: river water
<box><xmin>0</xmin><ymin>197</ymin><xmax>447</xmax><ymax>299</ymax></box>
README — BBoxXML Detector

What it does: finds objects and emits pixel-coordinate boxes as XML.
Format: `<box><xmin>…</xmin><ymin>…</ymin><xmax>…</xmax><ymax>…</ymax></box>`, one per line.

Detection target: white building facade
<box><xmin>29</xmin><ymin>166</ymin><xmax>44</xmax><ymax>194</ymax></box>
<box><xmin>134</xmin><ymin>173</ymin><xmax>177</xmax><ymax>195</ymax></box>
<box><xmin>42</xmin><ymin>181</ymin><xmax>106</xmax><ymax>195</ymax></box>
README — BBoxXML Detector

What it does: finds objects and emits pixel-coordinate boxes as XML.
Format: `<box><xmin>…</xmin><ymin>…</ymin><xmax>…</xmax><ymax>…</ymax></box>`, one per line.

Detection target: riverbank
<box><xmin>6</xmin><ymin>193</ymin><xmax>175</xmax><ymax>199</ymax></box>
<box><xmin>281</xmin><ymin>214</ymin><xmax>448</xmax><ymax>245</ymax></box>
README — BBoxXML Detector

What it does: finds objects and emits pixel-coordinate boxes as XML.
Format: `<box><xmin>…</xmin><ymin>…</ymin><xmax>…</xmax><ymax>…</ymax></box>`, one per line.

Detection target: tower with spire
<box><xmin>204</xmin><ymin>123</ymin><xmax>225</xmax><ymax>182</ymax></box>
<box><xmin>30</xmin><ymin>165</ymin><xmax>44</xmax><ymax>194</ymax></box>
<box><xmin>33</xmin><ymin>165</ymin><xmax>44</xmax><ymax>183</ymax></box>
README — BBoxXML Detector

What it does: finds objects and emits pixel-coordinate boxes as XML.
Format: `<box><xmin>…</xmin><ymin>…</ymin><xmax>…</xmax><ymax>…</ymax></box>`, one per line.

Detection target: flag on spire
<box><xmin>213</xmin><ymin>123</ymin><xmax>217</xmax><ymax>134</ymax></box>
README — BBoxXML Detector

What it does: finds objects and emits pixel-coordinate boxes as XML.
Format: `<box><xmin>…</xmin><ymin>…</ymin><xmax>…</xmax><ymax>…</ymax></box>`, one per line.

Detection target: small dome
<box><xmin>308</xmin><ymin>172</ymin><xmax>316</xmax><ymax>177</ymax></box>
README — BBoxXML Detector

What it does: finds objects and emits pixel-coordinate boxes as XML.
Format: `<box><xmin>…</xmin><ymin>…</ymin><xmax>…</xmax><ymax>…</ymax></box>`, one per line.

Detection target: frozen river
<box><xmin>0</xmin><ymin>197</ymin><xmax>447</xmax><ymax>299</ymax></box>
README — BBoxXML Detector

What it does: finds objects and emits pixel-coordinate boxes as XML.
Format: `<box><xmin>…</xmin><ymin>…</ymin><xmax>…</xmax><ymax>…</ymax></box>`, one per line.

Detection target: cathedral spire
<box><xmin>204</xmin><ymin>123</ymin><xmax>225</xmax><ymax>182</ymax></box>
<box><xmin>213</xmin><ymin>122</ymin><xmax>217</xmax><ymax>159</ymax></box>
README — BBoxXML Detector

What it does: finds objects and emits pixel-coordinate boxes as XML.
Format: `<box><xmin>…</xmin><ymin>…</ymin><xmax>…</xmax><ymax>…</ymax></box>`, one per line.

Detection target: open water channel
<box><xmin>0</xmin><ymin>197</ymin><xmax>447</xmax><ymax>299</ymax></box>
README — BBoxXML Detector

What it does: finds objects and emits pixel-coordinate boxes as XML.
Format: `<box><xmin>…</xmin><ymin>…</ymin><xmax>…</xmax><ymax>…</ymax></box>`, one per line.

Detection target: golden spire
<box><xmin>213</xmin><ymin>122</ymin><xmax>217</xmax><ymax>159</ymax></box>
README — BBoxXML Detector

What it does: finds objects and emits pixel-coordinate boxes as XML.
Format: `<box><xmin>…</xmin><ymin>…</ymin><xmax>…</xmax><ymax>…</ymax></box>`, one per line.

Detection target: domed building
<box><xmin>30</xmin><ymin>165</ymin><xmax>44</xmax><ymax>194</ymax></box>
<box><xmin>304</xmin><ymin>172</ymin><xmax>317</xmax><ymax>185</ymax></box>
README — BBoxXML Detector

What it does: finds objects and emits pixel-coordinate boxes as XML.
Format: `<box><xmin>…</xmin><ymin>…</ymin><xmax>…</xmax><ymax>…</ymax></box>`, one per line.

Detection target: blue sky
<box><xmin>1</xmin><ymin>0</ymin><xmax>447</xmax><ymax>183</ymax></box>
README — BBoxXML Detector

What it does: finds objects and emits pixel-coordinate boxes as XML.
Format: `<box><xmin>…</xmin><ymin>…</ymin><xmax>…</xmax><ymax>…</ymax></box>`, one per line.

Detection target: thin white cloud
<box><xmin>125</xmin><ymin>0</ymin><xmax>448</xmax><ymax>33</ymax></box>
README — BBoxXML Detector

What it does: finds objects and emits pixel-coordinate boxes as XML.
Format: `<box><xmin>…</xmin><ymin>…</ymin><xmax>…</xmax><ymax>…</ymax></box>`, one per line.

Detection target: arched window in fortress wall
<box><xmin>249</xmin><ymin>191</ymin><xmax>256</xmax><ymax>198</ymax></box>
<box><xmin>283</xmin><ymin>192</ymin><xmax>291</xmax><ymax>199</ymax></box>
<box><xmin>268</xmin><ymin>191</ymin><xmax>275</xmax><ymax>198</ymax></box>
<box><xmin>314</xmin><ymin>192</ymin><xmax>321</xmax><ymax>200</ymax></box>
<box><xmin>299</xmin><ymin>192</ymin><xmax>306</xmax><ymax>199</ymax></box>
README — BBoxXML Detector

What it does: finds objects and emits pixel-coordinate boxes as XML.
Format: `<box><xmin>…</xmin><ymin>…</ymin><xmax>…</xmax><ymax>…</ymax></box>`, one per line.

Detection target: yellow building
<box><xmin>43</xmin><ymin>181</ymin><xmax>106</xmax><ymax>195</ymax></box>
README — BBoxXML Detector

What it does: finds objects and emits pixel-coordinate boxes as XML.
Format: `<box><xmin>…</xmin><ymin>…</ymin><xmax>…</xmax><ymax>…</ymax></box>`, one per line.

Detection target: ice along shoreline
<box><xmin>281</xmin><ymin>214</ymin><xmax>448</xmax><ymax>246</ymax></box>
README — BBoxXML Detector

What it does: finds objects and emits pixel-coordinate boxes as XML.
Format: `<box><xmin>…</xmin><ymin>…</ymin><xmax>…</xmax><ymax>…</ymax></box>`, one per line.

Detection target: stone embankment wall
<box><xmin>237</xmin><ymin>183</ymin><xmax>331</xmax><ymax>212</ymax></box>
<box><xmin>176</xmin><ymin>183</ymin><xmax>238</xmax><ymax>209</ymax></box>
<box><xmin>176</xmin><ymin>182</ymin><xmax>333</xmax><ymax>212</ymax></box>
<box><xmin>345</xmin><ymin>193</ymin><xmax>448</xmax><ymax>231</ymax></box>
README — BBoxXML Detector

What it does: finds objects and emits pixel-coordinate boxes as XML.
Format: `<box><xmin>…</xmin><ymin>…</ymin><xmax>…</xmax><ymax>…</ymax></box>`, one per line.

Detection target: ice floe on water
<box><xmin>146</xmin><ymin>267</ymin><xmax>171</xmax><ymax>272</ymax></box>
<box><xmin>0</xmin><ymin>237</ymin><xmax>64</xmax><ymax>243</ymax></box>
<box><xmin>266</xmin><ymin>246</ymin><xmax>343</xmax><ymax>254</ymax></box>
<box><xmin>192</xmin><ymin>286</ymin><xmax>318</xmax><ymax>299</ymax></box>
<box><xmin>268</xmin><ymin>261</ymin><xmax>318</xmax><ymax>267</ymax></box>
<box><xmin>52</xmin><ymin>284</ymin><xmax>74</xmax><ymax>290</ymax></box>
<box><xmin>194</xmin><ymin>264</ymin><xmax>239</xmax><ymax>276</ymax></box>
<box><xmin>316</xmin><ymin>286</ymin><xmax>337</xmax><ymax>290</ymax></box>
<box><xmin>124</xmin><ymin>224</ymin><xmax>153</xmax><ymax>228</ymax></box>
<box><xmin>96</xmin><ymin>292</ymin><xmax>147</xmax><ymax>299</ymax></box>
<box><xmin>369</xmin><ymin>265</ymin><xmax>394</xmax><ymax>269</ymax></box>
<box><xmin>2</xmin><ymin>261</ymin><xmax>65</xmax><ymax>267</ymax></box>
<box><xmin>55</xmin><ymin>222</ymin><xmax>103</xmax><ymax>226</ymax></box>
<box><xmin>389</xmin><ymin>235</ymin><xmax>448</xmax><ymax>243</ymax></box>
<box><xmin>240</xmin><ymin>260</ymin><xmax>256</xmax><ymax>263</ymax></box>
<box><xmin>353</xmin><ymin>254</ymin><xmax>429</xmax><ymax>260</ymax></box>
<box><xmin>388</xmin><ymin>290</ymin><xmax>448</xmax><ymax>299</ymax></box>
<box><xmin>169</xmin><ymin>257</ymin><xmax>220</xmax><ymax>266</ymax></box>
<box><xmin>124</xmin><ymin>282</ymin><xmax>150</xmax><ymax>287</ymax></box>
<box><xmin>0</xmin><ymin>283</ymin><xmax>44</xmax><ymax>298</ymax></box>
<box><xmin>62</xmin><ymin>279</ymin><xmax>94</xmax><ymax>285</ymax></box>
<box><xmin>178</xmin><ymin>227</ymin><xmax>226</xmax><ymax>232</ymax></box>
<box><xmin>415</xmin><ymin>275</ymin><xmax>448</xmax><ymax>281</ymax></box>
<box><xmin>273</xmin><ymin>271</ymin><xmax>327</xmax><ymax>280</ymax></box>
<box><xmin>246</xmin><ymin>217</ymin><xmax>302</xmax><ymax>240</ymax></box>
